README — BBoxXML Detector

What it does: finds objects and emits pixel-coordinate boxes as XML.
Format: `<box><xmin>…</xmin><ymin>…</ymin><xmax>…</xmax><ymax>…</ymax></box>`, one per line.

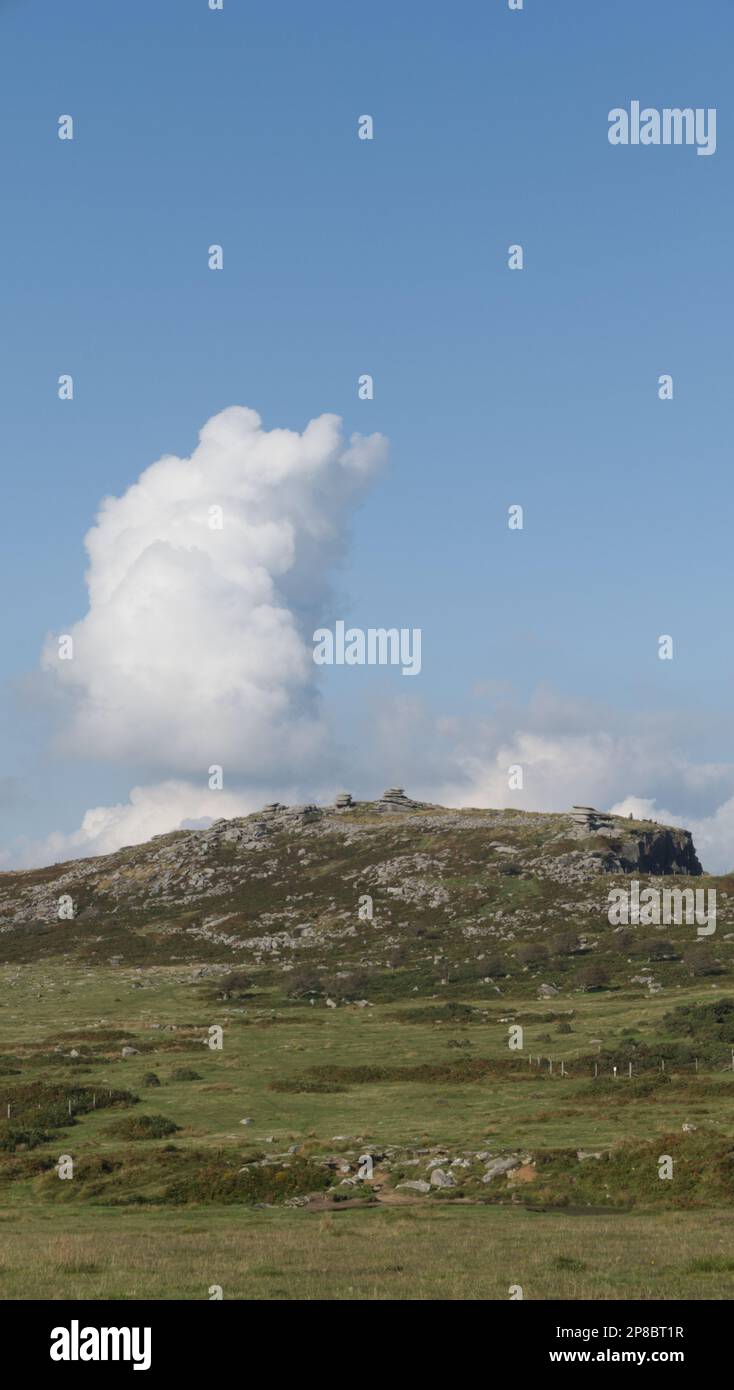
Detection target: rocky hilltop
<box><xmin>0</xmin><ymin>796</ymin><xmax>709</xmax><ymax>975</ymax></box>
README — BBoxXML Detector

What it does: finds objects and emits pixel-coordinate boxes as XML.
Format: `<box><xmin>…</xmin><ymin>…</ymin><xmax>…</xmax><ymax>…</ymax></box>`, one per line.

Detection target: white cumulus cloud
<box><xmin>42</xmin><ymin>406</ymin><xmax>387</xmax><ymax>777</ymax></box>
<box><xmin>3</xmin><ymin>781</ymin><xmax>258</xmax><ymax>867</ymax></box>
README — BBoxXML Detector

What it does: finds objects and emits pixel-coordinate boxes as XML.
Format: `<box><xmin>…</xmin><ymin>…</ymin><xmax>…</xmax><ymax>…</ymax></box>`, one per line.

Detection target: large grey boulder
<box><xmin>482</xmin><ymin>1156</ymin><xmax>521</xmax><ymax>1183</ymax></box>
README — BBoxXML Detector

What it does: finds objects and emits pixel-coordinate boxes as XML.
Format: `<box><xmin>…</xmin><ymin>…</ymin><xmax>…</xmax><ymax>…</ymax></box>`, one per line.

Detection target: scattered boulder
<box><xmin>483</xmin><ymin>1155</ymin><xmax>521</xmax><ymax>1183</ymax></box>
<box><xmin>430</xmin><ymin>1168</ymin><xmax>456</xmax><ymax>1189</ymax></box>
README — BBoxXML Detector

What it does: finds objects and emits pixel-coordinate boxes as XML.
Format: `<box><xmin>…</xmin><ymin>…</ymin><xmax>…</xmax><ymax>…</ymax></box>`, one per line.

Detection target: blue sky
<box><xmin>1</xmin><ymin>0</ymin><xmax>733</xmax><ymax>868</ymax></box>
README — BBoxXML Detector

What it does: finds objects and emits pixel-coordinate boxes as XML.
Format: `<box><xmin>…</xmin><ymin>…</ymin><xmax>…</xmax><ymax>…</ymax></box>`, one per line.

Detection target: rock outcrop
<box><xmin>377</xmin><ymin>787</ymin><xmax>417</xmax><ymax>812</ymax></box>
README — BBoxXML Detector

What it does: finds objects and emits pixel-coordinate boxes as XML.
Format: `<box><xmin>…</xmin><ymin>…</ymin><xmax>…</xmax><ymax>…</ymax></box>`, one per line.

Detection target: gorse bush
<box><xmin>321</xmin><ymin>970</ymin><xmax>372</xmax><ymax>1002</ymax></box>
<box><xmin>162</xmin><ymin>1157</ymin><xmax>330</xmax><ymax>1206</ymax></box>
<box><xmin>216</xmin><ymin>970</ymin><xmax>253</xmax><ymax>999</ymax></box>
<box><xmin>516</xmin><ymin>943</ymin><xmax>548</xmax><ymax>967</ymax></box>
<box><xmin>683</xmin><ymin>947</ymin><xmax>723</xmax><ymax>978</ymax></box>
<box><xmin>641</xmin><ymin>938</ymin><xmax>677</xmax><ymax>960</ymax></box>
<box><xmin>0</xmin><ymin>1082</ymin><xmax>137</xmax><ymax>1152</ymax></box>
<box><xmin>482</xmin><ymin>955</ymin><xmax>510</xmax><ymax>977</ymax></box>
<box><xmin>269</xmin><ymin>1078</ymin><xmax>346</xmax><ymax>1094</ymax></box>
<box><xmin>577</xmin><ymin>962</ymin><xmax>610</xmax><ymax>990</ymax></box>
<box><xmin>107</xmin><ymin>1114</ymin><xmax>179</xmax><ymax>1140</ymax></box>
<box><xmin>285</xmin><ymin>966</ymin><xmax>323</xmax><ymax>999</ymax></box>
<box><xmin>551</xmin><ymin>932</ymin><xmax>580</xmax><ymax>957</ymax></box>
<box><xmin>663</xmin><ymin>998</ymin><xmax>734</xmax><ymax>1042</ymax></box>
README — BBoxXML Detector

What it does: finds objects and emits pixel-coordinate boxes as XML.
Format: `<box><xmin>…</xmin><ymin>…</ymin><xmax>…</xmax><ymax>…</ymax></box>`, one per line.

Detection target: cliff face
<box><xmin>541</xmin><ymin>808</ymin><xmax>704</xmax><ymax>884</ymax></box>
<box><xmin>531</xmin><ymin>826</ymin><xmax>703</xmax><ymax>885</ymax></box>
<box><xmin>618</xmin><ymin>827</ymin><xmax>702</xmax><ymax>876</ymax></box>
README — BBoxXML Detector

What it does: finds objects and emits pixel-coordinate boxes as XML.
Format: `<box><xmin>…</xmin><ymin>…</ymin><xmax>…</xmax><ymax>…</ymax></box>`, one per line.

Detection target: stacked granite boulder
<box><xmin>569</xmin><ymin>805</ymin><xmax>616</xmax><ymax>834</ymax></box>
<box><xmin>334</xmin><ymin>792</ymin><xmax>354</xmax><ymax>810</ymax></box>
<box><xmin>261</xmin><ymin>802</ymin><xmax>322</xmax><ymax>825</ymax></box>
<box><xmin>378</xmin><ymin>787</ymin><xmax>416</xmax><ymax>812</ymax></box>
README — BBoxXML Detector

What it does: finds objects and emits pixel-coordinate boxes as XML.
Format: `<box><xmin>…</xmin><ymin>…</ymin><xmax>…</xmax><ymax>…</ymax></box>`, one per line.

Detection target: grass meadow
<box><xmin>1</xmin><ymin>961</ymin><xmax>734</xmax><ymax>1298</ymax></box>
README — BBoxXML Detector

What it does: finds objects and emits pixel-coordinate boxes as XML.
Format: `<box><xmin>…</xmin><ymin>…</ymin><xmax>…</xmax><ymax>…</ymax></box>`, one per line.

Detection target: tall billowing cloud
<box><xmin>42</xmin><ymin>406</ymin><xmax>387</xmax><ymax>777</ymax></box>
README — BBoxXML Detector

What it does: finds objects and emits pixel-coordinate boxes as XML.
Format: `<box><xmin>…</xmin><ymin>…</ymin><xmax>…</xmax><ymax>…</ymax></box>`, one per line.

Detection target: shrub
<box><xmin>683</xmin><ymin>947</ymin><xmax>723</xmax><ymax>978</ymax></box>
<box><xmin>483</xmin><ymin>954</ymin><xmax>510</xmax><ymax>977</ymax></box>
<box><xmin>108</xmin><ymin>1114</ymin><xmax>179</xmax><ymax>1140</ymax></box>
<box><xmin>641</xmin><ymin>938</ymin><xmax>676</xmax><ymax>961</ymax></box>
<box><xmin>269</xmin><ymin>1079</ymin><xmax>346</xmax><ymax>1094</ymax></box>
<box><xmin>0</xmin><ymin>1082</ymin><xmax>137</xmax><ymax>1153</ymax></box>
<box><xmin>286</xmin><ymin>967</ymin><xmax>323</xmax><ymax>999</ymax></box>
<box><xmin>664</xmin><ymin>999</ymin><xmax>734</xmax><ymax>1042</ymax></box>
<box><xmin>163</xmin><ymin>1157</ymin><xmax>330</xmax><ymax>1206</ymax></box>
<box><xmin>516</xmin><ymin>943</ymin><xmax>548</xmax><ymax>967</ymax></box>
<box><xmin>217</xmin><ymin>970</ymin><xmax>253</xmax><ymax>999</ymax></box>
<box><xmin>170</xmin><ymin>1068</ymin><xmax>202</xmax><ymax>1082</ymax></box>
<box><xmin>577</xmin><ymin>962</ymin><xmax>610</xmax><ymax>991</ymax></box>
<box><xmin>322</xmin><ymin>969</ymin><xmax>372</xmax><ymax>1002</ymax></box>
<box><xmin>141</xmin><ymin>1072</ymin><xmax>161</xmax><ymax>1088</ymax></box>
<box><xmin>551</xmin><ymin>932</ymin><xmax>580</xmax><ymax>957</ymax></box>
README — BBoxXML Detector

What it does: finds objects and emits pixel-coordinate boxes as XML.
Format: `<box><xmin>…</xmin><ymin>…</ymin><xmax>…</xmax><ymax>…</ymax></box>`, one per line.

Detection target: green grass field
<box><xmin>2</xmin><ymin>958</ymin><xmax>734</xmax><ymax>1299</ymax></box>
<box><xmin>2</xmin><ymin>1204</ymin><xmax>734</xmax><ymax>1300</ymax></box>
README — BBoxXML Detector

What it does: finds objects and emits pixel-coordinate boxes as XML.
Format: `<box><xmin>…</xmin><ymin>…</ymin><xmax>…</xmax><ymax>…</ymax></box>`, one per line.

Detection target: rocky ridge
<box><xmin>0</xmin><ymin>798</ymin><xmax>709</xmax><ymax>978</ymax></box>
<box><xmin>0</xmin><ymin>797</ymin><xmax>702</xmax><ymax>931</ymax></box>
